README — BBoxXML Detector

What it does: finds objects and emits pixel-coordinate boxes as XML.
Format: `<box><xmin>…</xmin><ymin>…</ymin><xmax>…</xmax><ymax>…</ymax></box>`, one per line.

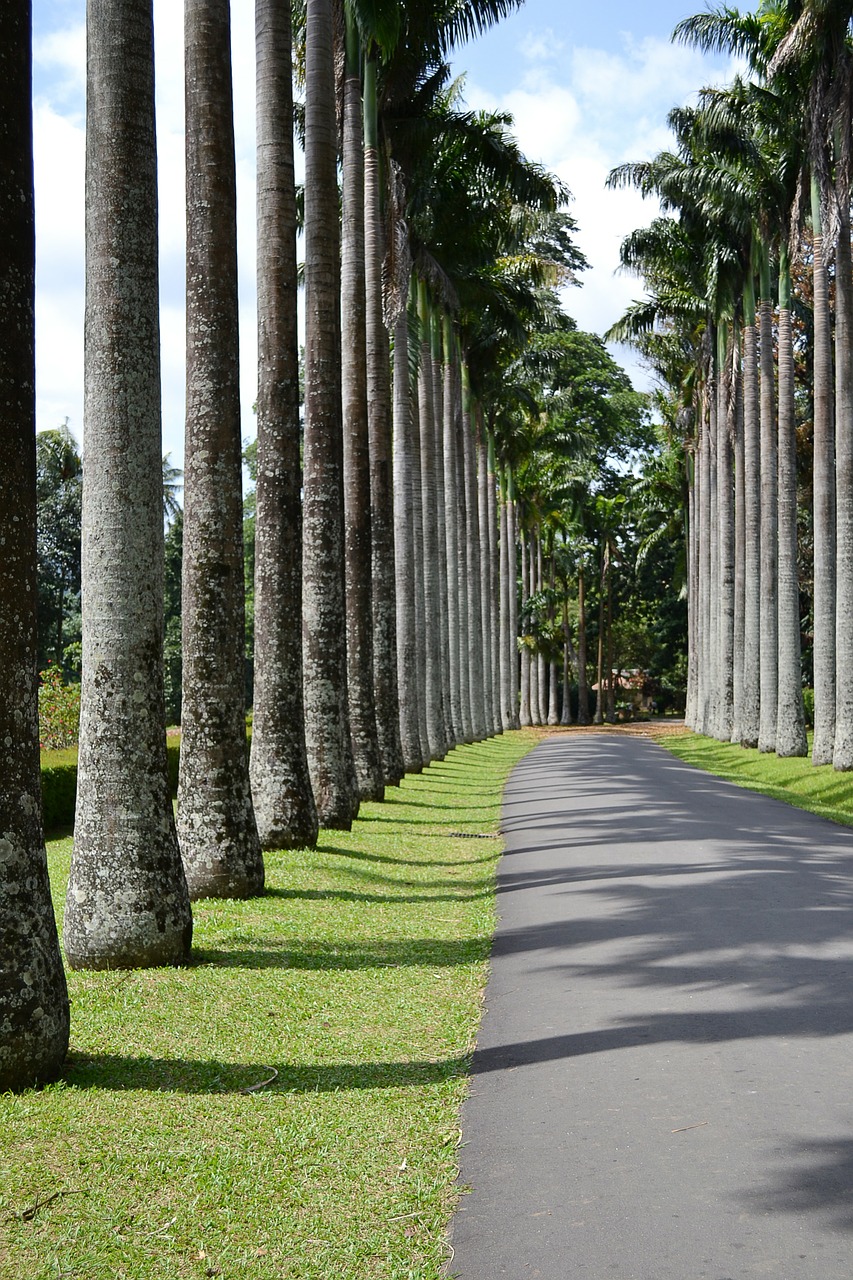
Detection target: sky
<box><xmin>32</xmin><ymin>0</ymin><xmax>749</xmax><ymax>469</ymax></box>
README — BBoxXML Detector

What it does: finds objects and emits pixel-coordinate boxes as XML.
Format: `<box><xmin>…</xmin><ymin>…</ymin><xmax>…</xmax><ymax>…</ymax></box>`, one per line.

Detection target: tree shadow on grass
<box><xmin>260</xmin><ymin>884</ymin><xmax>491</xmax><ymax>906</ymax></box>
<box><xmin>192</xmin><ymin>934</ymin><xmax>491</xmax><ymax>971</ymax></box>
<box><xmin>62</xmin><ymin>1051</ymin><xmax>471</xmax><ymax>1094</ymax></box>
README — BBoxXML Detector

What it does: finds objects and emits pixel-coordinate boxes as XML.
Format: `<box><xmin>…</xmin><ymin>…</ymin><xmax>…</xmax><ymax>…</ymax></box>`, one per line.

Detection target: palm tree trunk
<box><xmin>341</xmin><ymin>15</ymin><xmax>383</xmax><ymax>800</ymax></box>
<box><xmin>685</xmin><ymin>448</ymin><xmax>698</xmax><ymax>730</ymax></box>
<box><xmin>67</xmin><ymin>0</ymin><xmax>192</xmax><ymax>965</ymax></box>
<box><xmin>715</xmin><ymin>325</ymin><xmax>735</xmax><ymax>741</ymax></box>
<box><xmin>594</xmin><ymin>546</ymin><xmax>605</xmax><ymax>725</ymax></box>
<box><xmin>740</xmin><ymin>269</ymin><xmax>761</xmax><ymax>747</ymax></box>
<box><xmin>834</xmin><ymin>183</ymin><xmax>853</xmax><ymax>768</ymax></box>
<box><xmin>463</xmin><ymin>371</ymin><xmax>486</xmax><ymax>739</ymax></box>
<box><xmin>487</xmin><ymin>433</ymin><xmax>501</xmax><ymax>734</ymax></box>
<box><xmin>528</xmin><ymin>534</ymin><xmax>540</xmax><ymax>724</ymax></box>
<box><xmin>455</xmin><ymin>360</ymin><xmax>474</xmax><ymax>742</ymax></box>
<box><xmin>417</xmin><ymin>282</ymin><xmax>445</xmax><ymax>759</ymax></box>
<box><xmin>776</xmin><ymin>245</ymin><xmax>807</xmax><ymax>757</ymax></box>
<box><xmin>498</xmin><ymin>475</ymin><xmax>513</xmax><ymax>729</ymax></box>
<box><xmin>707</xmin><ymin>352</ymin><xmax>721</xmax><ymax>737</ymax></box>
<box><xmin>442</xmin><ymin>318</ymin><xmax>462</xmax><ymax>744</ymax></box>
<box><xmin>507</xmin><ymin>482</ymin><xmax>521</xmax><ymax>729</ymax></box>
<box><xmin>519</xmin><ymin>524</ymin><xmax>532</xmax><ymax>726</ymax></box>
<box><xmin>811</xmin><ymin>180</ymin><xmax>836</xmax><ymax>764</ymax></box>
<box><xmin>561</xmin><ymin>595</ymin><xmax>573</xmax><ymax>726</ymax></box>
<box><xmin>363</xmin><ymin>54</ymin><xmax>404</xmax><ymax>786</ymax></box>
<box><xmin>251</xmin><ymin>0</ymin><xmax>319</xmax><ymax>849</ymax></box>
<box><xmin>431</xmin><ymin>316</ymin><xmax>452</xmax><ymax>746</ymax></box>
<box><xmin>409</xmin><ymin>336</ymin><xmax>431</xmax><ymax>760</ymax></box>
<box><xmin>758</xmin><ymin>250</ymin><xmax>778</xmax><ymax>754</ymax></box>
<box><xmin>577</xmin><ymin>562</ymin><xmax>590</xmax><ymax>725</ymax></box>
<box><xmin>477</xmin><ymin>423</ymin><xmax>495</xmax><ymax>735</ymax></box>
<box><xmin>392</xmin><ymin>308</ymin><xmax>423</xmax><ymax>771</ymax></box>
<box><xmin>178</xmin><ymin>0</ymin><xmax>264</xmax><ymax>899</ymax></box>
<box><xmin>303</xmin><ymin>0</ymin><xmax>359</xmax><ymax>825</ymax></box>
<box><xmin>0</xmin><ymin>0</ymin><xmax>70</xmax><ymax>1086</ymax></box>
<box><xmin>536</xmin><ymin>532</ymin><xmax>548</xmax><ymax>725</ymax></box>
<box><xmin>696</xmin><ymin>401</ymin><xmax>711</xmax><ymax>735</ymax></box>
<box><xmin>732</xmin><ymin>345</ymin><xmax>745</xmax><ymax>742</ymax></box>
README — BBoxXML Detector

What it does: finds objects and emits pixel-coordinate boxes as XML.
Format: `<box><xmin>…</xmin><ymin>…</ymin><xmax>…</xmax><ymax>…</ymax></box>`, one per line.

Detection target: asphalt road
<box><xmin>449</xmin><ymin>733</ymin><xmax>853</xmax><ymax>1279</ymax></box>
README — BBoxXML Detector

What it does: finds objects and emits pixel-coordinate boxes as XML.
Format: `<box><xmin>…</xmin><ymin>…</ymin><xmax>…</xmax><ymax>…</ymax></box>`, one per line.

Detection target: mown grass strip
<box><xmin>1</xmin><ymin>731</ymin><xmax>537</xmax><ymax>1280</ymax></box>
<box><xmin>655</xmin><ymin>729</ymin><xmax>853</xmax><ymax>828</ymax></box>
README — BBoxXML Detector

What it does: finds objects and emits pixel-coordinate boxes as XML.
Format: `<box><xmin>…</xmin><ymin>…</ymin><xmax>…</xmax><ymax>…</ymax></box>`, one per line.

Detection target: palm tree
<box><xmin>0</xmin><ymin>0</ymin><xmax>69</xmax><ymax>1087</ymax></box>
<box><xmin>363</xmin><ymin>49</ymin><xmax>405</xmax><ymax>785</ymax></box>
<box><xmin>341</xmin><ymin>9</ymin><xmax>384</xmax><ymax>798</ymax></box>
<box><xmin>251</xmin><ymin>0</ymin><xmax>319</xmax><ymax>848</ymax></box>
<box><xmin>302</xmin><ymin>0</ymin><xmax>359</xmax><ymax>826</ymax></box>
<box><xmin>178</xmin><ymin>0</ymin><xmax>264</xmax><ymax>899</ymax></box>
<box><xmin>66</xmin><ymin>0</ymin><xmax>192</xmax><ymax>967</ymax></box>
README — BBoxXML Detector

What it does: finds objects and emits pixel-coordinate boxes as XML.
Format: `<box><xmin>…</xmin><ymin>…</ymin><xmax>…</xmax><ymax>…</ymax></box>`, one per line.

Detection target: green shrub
<box><xmin>802</xmin><ymin>687</ymin><xmax>815</xmax><ymax>728</ymax></box>
<box><xmin>38</xmin><ymin>664</ymin><xmax>81</xmax><ymax>749</ymax></box>
<box><xmin>40</xmin><ymin>762</ymin><xmax>79</xmax><ymax>832</ymax></box>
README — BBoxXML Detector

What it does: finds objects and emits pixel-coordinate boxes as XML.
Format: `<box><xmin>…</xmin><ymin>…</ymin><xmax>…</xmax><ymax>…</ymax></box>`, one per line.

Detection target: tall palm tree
<box><xmin>302</xmin><ymin>0</ymin><xmax>359</xmax><ymax>826</ymax></box>
<box><xmin>0</xmin><ymin>0</ymin><xmax>69</xmax><ymax>1087</ymax></box>
<box><xmin>178</xmin><ymin>0</ymin><xmax>264</xmax><ymax>898</ymax></box>
<box><xmin>66</xmin><ymin>0</ymin><xmax>192</xmax><ymax>967</ymax></box>
<box><xmin>362</xmin><ymin>50</ymin><xmax>405</xmax><ymax>785</ymax></box>
<box><xmin>251</xmin><ymin>0</ymin><xmax>319</xmax><ymax>848</ymax></box>
<box><xmin>341</xmin><ymin>9</ymin><xmax>384</xmax><ymax>798</ymax></box>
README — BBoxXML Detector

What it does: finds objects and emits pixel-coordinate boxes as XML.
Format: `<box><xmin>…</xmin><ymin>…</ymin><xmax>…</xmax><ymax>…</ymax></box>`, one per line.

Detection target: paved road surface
<box><xmin>449</xmin><ymin>734</ymin><xmax>853</xmax><ymax>1279</ymax></box>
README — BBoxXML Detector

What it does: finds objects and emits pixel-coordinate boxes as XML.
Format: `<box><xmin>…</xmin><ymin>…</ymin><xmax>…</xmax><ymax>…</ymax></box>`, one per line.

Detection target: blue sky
<box><xmin>32</xmin><ymin>0</ymin><xmax>747</xmax><ymax>466</ymax></box>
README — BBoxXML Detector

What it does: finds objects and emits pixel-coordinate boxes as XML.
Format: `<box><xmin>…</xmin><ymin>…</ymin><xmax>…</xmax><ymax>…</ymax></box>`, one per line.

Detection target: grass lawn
<box><xmin>1</xmin><ymin>732</ymin><xmax>537</xmax><ymax>1280</ymax></box>
<box><xmin>655</xmin><ymin>728</ymin><xmax>853</xmax><ymax>828</ymax></box>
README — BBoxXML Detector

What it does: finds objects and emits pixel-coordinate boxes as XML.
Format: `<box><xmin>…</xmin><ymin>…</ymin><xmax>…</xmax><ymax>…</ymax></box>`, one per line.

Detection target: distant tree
<box><xmin>35</xmin><ymin>422</ymin><xmax>82</xmax><ymax>670</ymax></box>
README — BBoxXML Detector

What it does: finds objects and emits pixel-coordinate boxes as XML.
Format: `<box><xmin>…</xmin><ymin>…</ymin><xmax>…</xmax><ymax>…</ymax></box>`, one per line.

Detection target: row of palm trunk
<box><xmin>684</xmin><ymin>214</ymin><xmax>853</xmax><ymax>769</ymax></box>
<box><xmin>2</xmin><ymin>0</ymin><xmax>533</xmax><ymax>1090</ymax></box>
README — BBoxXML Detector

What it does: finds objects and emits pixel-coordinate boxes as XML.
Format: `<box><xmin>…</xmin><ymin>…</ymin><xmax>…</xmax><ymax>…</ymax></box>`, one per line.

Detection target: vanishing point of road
<box><xmin>450</xmin><ymin>732</ymin><xmax>853</xmax><ymax>1279</ymax></box>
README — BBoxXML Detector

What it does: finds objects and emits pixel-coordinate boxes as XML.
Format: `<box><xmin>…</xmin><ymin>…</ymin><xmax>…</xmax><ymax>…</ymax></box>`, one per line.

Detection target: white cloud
<box><xmin>464</xmin><ymin>33</ymin><xmax>740</xmax><ymax>391</ymax></box>
<box><xmin>32</xmin><ymin>2</ymin><xmax>260</xmax><ymax>465</ymax></box>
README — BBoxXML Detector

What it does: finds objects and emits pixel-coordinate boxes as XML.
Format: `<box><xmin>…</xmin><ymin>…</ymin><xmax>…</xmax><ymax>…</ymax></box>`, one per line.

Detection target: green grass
<box><xmin>0</xmin><ymin>732</ymin><xmax>537</xmax><ymax>1280</ymax></box>
<box><xmin>657</xmin><ymin>729</ymin><xmax>853</xmax><ymax>827</ymax></box>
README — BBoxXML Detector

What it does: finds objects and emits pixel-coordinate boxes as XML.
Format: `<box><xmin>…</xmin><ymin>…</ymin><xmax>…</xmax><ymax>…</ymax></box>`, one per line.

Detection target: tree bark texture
<box><xmin>732</xmin><ymin>368</ymin><xmax>745</xmax><ymax>744</ymax></box>
<box><xmin>0</xmin><ymin>0</ymin><xmax>70</xmax><ymax>1087</ymax></box>
<box><xmin>418</xmin><ymin>286</ymin><xmax>446</xmax><ymax>758</ymax></box>
<box><xmin>178</xmin><ymin>0</ymin><xmax>264</xmax><ymax>898</ymax></box>
<box><xmin>577</xmin><ymin>563</ymin><xmax>590</xmax><ymax>725</ymax></box>
<box><xmin>67</xmin><ymin>0</ymin><xmax>193</xmax><ymax>969</ymax></box>
<box><xmin>758</xmin><ymin>291</ymin><xmax>778</xmax><ymax>753</ymax></box>
<box><xmin>507</xmin><ymin>492</ymin><xmax>521</xmax><ymax>728</ymax></box>
<box><xmin>409</xmin><ymin>349</ymin><xmax>431</xmax><ymax>760</ymax></box>
<box><xmin>697</xmin><ymin>404</ymin><xmax>712</xmax><ymax>735</ymax></box>
<box><xmin>519</xmin><ymin>525</ymin><xmax>532</xmax><ymax>726</ymax></box>
<box><xmin>740</xmin><ymin>304</ymin><xmax>761</xmax><ymax>747</ymax></box>
<box><xmin>498</xmin><ymin>486</ymin><xmax>513</xmax><ymax>729</ymax></box>
<box><xmin>486</xmin><ymin>433</ymin><xmax>501</xmax><ymax>734</ymax></box>
<box><xmin>454</xmin><ymin>362</ymin><xmax>474</xmax><ymax>742</ymax></box>
<box><xmin>363</xmin><ymin>57</ymin><xmax>404</xmax><ymax>786</ymax></box>
<box><xmin>776</xmin><ymin>295</ymin><xmax>807</xmax><ymax>757</ymax></box>
<box><xmin>302</xmin><ymin>0</ymin><xmax>359</xmax><ymax>826</ymax></box>
<box><xmin>341</xmin><ymin>29</ymin><xmax>384</xmax><ymax>799</ymax></box>
<box><xmin>392</xmin><ymin>310</ymin><xmax>424</xmax><ymax>771</ymax></box>
<box><xmin>834</xmin><ymin>198</ymin><xmax>853</xmax><ymax>768</ymax></box>
<box><xmin>251</xmin><ymin>0</ymin><xmax>318</xmax><ymax>848</ymax></box>
<box><xmin>811</xmin><ymin>197</ymin><xmax>836</xmax><ymax>764</ymax></box>
<box><xmin>442</xmin><ymin>324</ymin><xmax>462</xmax><ymax>744</ymax></box>
<box><xmin>715</xmin><ymin>343</ymin><xmax>734</xmax><ymax>741</ymax></box>
<box><xmin>462</xmin><ymin>376</ymin><xmax>486</xmax><ymax>739</ymax></box>
<box><xmin>431</xmin><ymin>327</ymin><xmax>453</xmax><ymax>747</ymax></box>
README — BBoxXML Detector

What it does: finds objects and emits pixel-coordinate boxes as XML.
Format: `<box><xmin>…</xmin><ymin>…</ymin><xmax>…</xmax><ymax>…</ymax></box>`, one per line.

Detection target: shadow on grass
<box><xmin>261</xmin><ymin>884</ymin><xmax>491</xmax><ymax>905</ymax></box>
<box><xmin>192</xmin><ymin>935</ymin><xmax>490</xmax><ymax>970</ymax></box>
<box><xmin>62</xmin><ymin>1052</ymin><xmax>471</xmax><ymax>1094</ymax></box>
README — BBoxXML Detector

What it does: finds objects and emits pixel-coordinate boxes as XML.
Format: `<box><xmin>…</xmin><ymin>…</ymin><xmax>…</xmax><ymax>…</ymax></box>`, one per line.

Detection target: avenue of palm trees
<box><xmin>8</xmin><ymin>0</ymin><xmax>851</xmax><ymax>1096</ymax></box>
<box><xmin>3</xmin><ymin>0</ymin><xmax>646</xmax><ymax>1092</ymax></box>
<box><xmin>609</xmin><ymin>0</ymin><xmax>853</xmax><ymax>773</ymax></box>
